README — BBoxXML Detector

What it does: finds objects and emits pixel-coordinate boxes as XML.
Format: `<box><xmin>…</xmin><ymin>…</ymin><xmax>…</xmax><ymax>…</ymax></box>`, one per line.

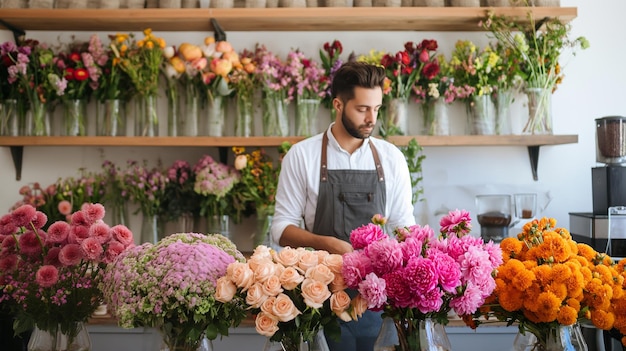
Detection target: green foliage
<box><xmin>399</xmin><ymin>138</ymin><xmax>426</xmax><ymax>204</ymax></box>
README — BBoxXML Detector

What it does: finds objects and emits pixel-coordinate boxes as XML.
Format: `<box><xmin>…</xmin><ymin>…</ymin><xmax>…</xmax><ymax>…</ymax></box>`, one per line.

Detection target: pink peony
<box><xmin>58</xmin><ymin>200</ymin><xmax>72</xmax><ymax>216</ymax></box>
<box><xmin>439</xmin><ymin>209</ymin><xmax>472</xmax><ymax>236</ymax></box>
<box><xmin>10</xmin><ymin>205</ymin><xmax>37</xmax><ymax>228</ymax></box>
<box><xmin>367</xmin><ymin>238</ymin><xmax>403</xmax><ymax>276</ymax></box>
<box><xmin>68</xmin><ymin>225</ymin><xmax>90</xmax><ymax>244</ymax></box>
<box><xmin>58</xmin><ymin>243</ymin><xmax>83</xmax><ymax>266</ymax></box>
<box><xmin>341</xmin><ymin>251</ymin><xmax>373</xmax><ymax>289</ymax></box>
<box><xmin>81</xmin><ymin>203</ymin><xmax>106</xmax><ymax>223</ymax></box>
<box><xmin>0</xmin><ymin>214</ymin><xmax>17</xmax><ymax>236</ymax></box>
<box><xmin>102</xmin><ymin>241</ymin><xmax>125</xmax><ymax>264</ymax></box>
<box><xmin>383</xmin><ymin>270</ymin><xmax>413</xmax><ymax>308</ymax></box>
<box><xmin>18</xmin><ymin>230</ymin><xmax>45</xmax><ymax>257</ymax></box>
<box><xmin>70</xmin><ymin>210</ymin><xmax>90</xmax><ymax>227</ymax></box>
<box><xmin>110</xmin><ymin>225</ymin><xmax>134</xmax><ymax>247</ymax></box>
<box><xmin>46</xmin><ymin>221</ymin><xmax>70</xmax><ymax>244</ymax></box>
<box><xmin>31</xmin><ymin>212</ymin><xmax>47</xmax><ymax>230</ymax></box>
<box><xmin>44</xmin><ymin>247</ymin><xmax>61</xmax><ymax>266</ymax></box>
<box><xmin>81</xmin><ymin>237</ymin><xmax>104</xmax><ymax>261</ymax></box>
<box><xmin>449</xmin><ymin>282</ymin><xmax>483</xmax><ymax>316</ymax></box>
<box><xmin>404</xmin><ymin>224</ymin><xmax>434</xmax><ymax>243</ymax></box>
<box><xmin>89</xmin><ymin>222</ymin><xmax>112</xmax><ymax>245</ymax></box>
<box><xmin>404</xmin><ymin>256</ymin><xmax>438</xmax><ymax>295</ymax></box>
<box><xmin>35</xmin><ymin>265</ymin><xmax>59</xmax><ymax>288</ymax></box>
<box><xmin>427</xmin><ymin>249</ymin><xmax>461</xmax><ymax>294</ymax></box>
<box><xmin>483</xmin><ymin>240</ymin><xmax>503</xmax><ymax>268</ymax></box>
<box><xmin>458</xmin><ymin>245</ymin><xmax>493</xmax><ymax>284</ymax></box>
<box><xmin>0</xmin><ymin>254</ymin><xmax>17</xmax><ymax>271</ymax></box>
<box><xmin>400</xmin><ymin>236</ymin><xmax>423</xmax><ymax>262</ymax></box>
<box><xmin>349</xmin><ymin>223</ymin><xmax>387</xmax><ymax>250</ymax></box>
<box><xmin>358</xmin><ymin>272</ymin><xmax>387</xmax><ymax>309</ymax></box>
<box><xmin>415</xmin><ymin>287</ymin><xmax>444</xmax><ymax>314</ymax></box>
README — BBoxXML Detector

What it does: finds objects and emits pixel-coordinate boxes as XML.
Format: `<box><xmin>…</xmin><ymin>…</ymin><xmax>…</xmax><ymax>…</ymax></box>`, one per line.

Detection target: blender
<box><xmin>476</xmin><ymin>194</ymin><xmax>512</xmax><ymax>243</ymax></box>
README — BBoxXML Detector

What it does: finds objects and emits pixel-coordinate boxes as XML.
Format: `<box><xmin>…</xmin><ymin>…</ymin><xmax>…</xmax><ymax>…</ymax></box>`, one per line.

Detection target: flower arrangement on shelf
<box><xmin>319</xmin><ymin>39</ymin><xmax>346</xmax><ymax>116</ymax></box>
<box><xmin>93</xmin><ymin>33</ymin><xmax>134</xmax><ymax>103</ymax></box>
<box><xmin>229</xmin><ymin>48</ymin><xmax>258</xmax><ymax>136</ymax></box>
<box><xmin>193</xmin><ymin>155</ymin><xmax>241</xmax><ymax>223</ymax></box>
<box><xmin>0</xmin><ymin>41</ymin><xmax>27</xmax><ymax>102</ymax></box>
<box><xmin>54</xmin><ymin>35</ymin><xmax>101</xmax><ymax>101</ymax></box>
<box><xmin>446</xmin><ymin>39</ymin><xmax>500</xmax><ymax>101</ymax></box>
<box><xmin>254</xmin><ymin>44</ymin><xmax>292</xmax><ymax>136</ymax></box>
<box><xmin>285</xmin><ymin>49</ymin><xmax>328</xmax><ymax>101</ymax></box>
<box><xmin>216</xmin><ymin>245</ymin><xmax>362</xmax><ymax>351</ymax></box>
<box><xmin>380</xmin><ymin>40</ymin><xmax>435</xmax><ymax>101</ymax></box>
<box><xmin>199</xmin><ymin>37</ymin><xmax>237</xmax><ymax>103</ymax></box>
<box><xmin>470</xmin><ymin>217</ymin><xmax>626</xmax><ymax>349</ymax></box>
<box><xmin>120</xmin><ymin>159</ymin><xmax>168</xmax><ymax>219</ymax></box>
<box><xmin>161</xmin><ymin>159</ymin><xmax>201</xmax><ymax>223</ymax></box>
<box><xmin>100</xmin><ymin>232</ymin><xmax>247</xmax><ymax>350</ymax></box>
<box><xmin>0</xmin><ymin>203</ymin><xmax>135</xmax><ymax>341</ymax></box>
<box><xmin>101</xmin><ymin>160</ymin><xmax>131</xmax><ymax>226</ymax></box>
<box><xmin>343</xmin><ymin>211</ymin><xmax>502</xmax><ymax>351</ymax></box>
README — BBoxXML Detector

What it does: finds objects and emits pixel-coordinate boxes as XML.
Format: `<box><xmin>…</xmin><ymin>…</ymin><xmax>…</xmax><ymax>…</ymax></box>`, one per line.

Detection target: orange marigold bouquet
<box><xmin>471</xmin><ymin>217</ymin><xmax>626</xmax><ymax>347</ymax></box>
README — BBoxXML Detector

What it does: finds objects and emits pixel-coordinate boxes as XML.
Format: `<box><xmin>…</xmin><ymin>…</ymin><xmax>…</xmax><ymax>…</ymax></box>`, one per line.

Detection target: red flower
<box><xmin>73</xmin><ymin>68</ymin><xmax>89</xmax><ymax>81</ymax></box>
<box><xmin>418</xmin><ymin>39</ymin><xmax>438</xmax><ymax>52</ymax></box>
<box><xmin>422</xmin><ymin>61</ymin><xmax>441</xmax><ymax>80</ymax></box>
<box><xmin>419</xmin><ymin>49</ymin><xmax>430</xmax><ymax>63</ymax></box>
<box><xmin>68</xmin><ymin>52</ymin><xmax>81</xmax><ymax>62</ymax></box>
<box><xmin>64</xmin><ymin>67</ymin><xmax>75</xmax><ymax>81</ymax></box>
<box><xmin>396</xmin><ymin>51</ymin><xmax>410</xmax><ymax>66</ymax></box>
<box><xmin>380</xmin><ymin>54</ymin><xmax>394</xmax><ymax>68</ymax></box>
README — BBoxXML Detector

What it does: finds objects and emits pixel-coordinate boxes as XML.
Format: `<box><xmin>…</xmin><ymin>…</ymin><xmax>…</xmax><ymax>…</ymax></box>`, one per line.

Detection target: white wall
<box><xmin>0</xmin><ymin>0</ymin><xmax>621</xmax><ymax>244</ymax></box>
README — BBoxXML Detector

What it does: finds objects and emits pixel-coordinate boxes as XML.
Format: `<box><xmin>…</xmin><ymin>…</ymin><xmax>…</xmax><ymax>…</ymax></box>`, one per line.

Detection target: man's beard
<box><xmin>342</xmin><ymin>110</ymin><xmax>374</xmax><ymax>139</ymax></box>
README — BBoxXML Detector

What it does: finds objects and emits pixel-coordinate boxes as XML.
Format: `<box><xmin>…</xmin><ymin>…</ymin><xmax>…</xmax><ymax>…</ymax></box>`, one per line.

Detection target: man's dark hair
<box><xmin>331</xmin><ymin>61</ymin><xmax>386</xmax><ymax>102</ymax></box>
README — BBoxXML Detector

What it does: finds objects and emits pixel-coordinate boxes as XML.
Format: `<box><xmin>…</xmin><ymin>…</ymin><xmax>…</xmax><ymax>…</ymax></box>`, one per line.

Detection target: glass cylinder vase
<box><xmin>0</xmin><ymin>99</ymin><xmax>20</xmax><ymax>136</ymax></box>
<box><xmin>421</xmin><ymin>98</ymin><xmax>449</xmax><ymax>136</ymax></box>
<box><xmin>295</xmin><ymin>98</ymin><xmax>320</xmax><ymax>137</ymax></box>
<box><xmin>512</xmin><ymin>324</ymin><xmax>588</xmax><ymax>351</ymax></box>
<box><xmin>523</xmin><ymin>87</ymin><xmax>553</xmax><ymax>135</ymax></box>
<box><xmin>140</xmin><ymin>213</ymin><xmax>162</xmax><ymax>244</ymax></box>
<box><xmin>235</xmin><ymin>92</ymin><xmax>254</xmax><ymax>137</ymax></box>
<box><xmin>110</xmin><ymin>201</ymin><xmax>130</xmax><ymax>227</ymax></box>
<box><xmin>207</xmin><ymin>214</ymin><xmax>230</xmax><ymax>240</ymax></box>
<box><xmin>160</xmin><ymin>329</ymin><xmax>213</xmax><ymax>351</ymax></box>
<box><xmin>262</xmin><ymin>93</ymin><xmax>289</xmax><ymax>136</ymax></box>
<box><xmin>28</xmin><ymin>322</ymin><xmax>91</xmax><ymax>351</ymax></box>
<box><xmin>166</xmin><ymin>85</ymin><xmax>181</xmax><ymax>136</ymax></box>
<box><xmin>466</xmin><ymin>95</ymin><xmax>495</xmax><ymax>135</ymax></box>
<box><xmin>135</xmin><ymin>94</ymin><xmax>159</xmax><ymax>137</ymax></box>
<box><xmin>96</xmin><ymin>99</ymin><xmax>125</xmax><ymax>136</ymax></box>
<box><xmin>255</xmin><ymin>211</ymin><xmax>273</xmax><ymax>247</ymax></box>
<box><xmin>63</xmin><ymin>99</ymin><xmax>88</xmax><ymax>136</ymax></box>
<box><xmin>381</xmin><ymin>97</ymin><xmax>409</xmax><ymax>137</ymax></box>
<box><xmin>373</xmin><ymin>317</ymin><xmax>451</xmax><ymax>351</ymax></box>
<box><xmin>493</xmin><ymin>89</ymin><xmax>513</xmax><ymax>135</ymax></box>
<box><xmin>27</xmin><ymin>98</ymin><xmax>52</xmax><ymax>136</ymax></box>
<box><xmin>203</xmin><ymin>95</ymin><xmax>226</xmax><ymax>136</ymax></box>
<box><xmin>262</xmin><ymin>330</ymin><xmax>330</xmax><ymax>351</ymax></box>
<box><xmin>180</xmin><ymin>84</ymin><xmax>199</xmax><ymax>137</ymax></box>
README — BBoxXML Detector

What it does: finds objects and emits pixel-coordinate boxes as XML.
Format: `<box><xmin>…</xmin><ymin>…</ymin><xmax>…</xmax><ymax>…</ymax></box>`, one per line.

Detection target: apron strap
<box><xmin>321</xmin><ymin>132</ymin><xmax>385</xmax><ymax>183</ymax></box>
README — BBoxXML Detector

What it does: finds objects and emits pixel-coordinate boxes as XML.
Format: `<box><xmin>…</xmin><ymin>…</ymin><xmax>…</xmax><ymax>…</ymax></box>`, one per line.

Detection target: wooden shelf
<box><xmin>0</xmin><ymin>134</ymin><xmax>577</xmax><ymax>147</ymax></box>
<box><xmin>0</xmin><ymin>7</ymin><xmax>577</xmax><ymax>32</ymax></box>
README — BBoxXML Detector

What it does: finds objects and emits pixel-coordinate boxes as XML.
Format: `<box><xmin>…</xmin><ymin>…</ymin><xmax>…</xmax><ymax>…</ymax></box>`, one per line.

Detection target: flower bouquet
<box><xmin>162</xmin><ymin>160</ymin><xmax>201</xmax><ymax>225</ymax></box>
<box><xmin>0</xmin><ymin>203</ymin><xmax>135</xmax><ymax>348</ymax></box>
<box><xmin>343</xmin><ymin>211</ymin><xmax>502</xmax><ymax>351</ymax></box>
<box><xmin>100</xmin><ymin>232</ymin><xmax>247</xmax><ymax>351</ymax></box>
<box><xmin>254</xmin><ymin>44</ymin><xmax>292</xmax><ymax>136</ymax></box>
<box><xmin>319</xmin><ymin>39</ymin><xmax>345</xmax><ymax>120</ymax></box>
<box><xmin>216</xmin><ymin>245</ymin><xmax>363</xmax><ymax>351</ymax></box>
<box><xmin>471</xmin><ymin>217</ymin><xmax>626</xmax><ymax>350</ymax></box>
<box><xmin>229</xmin><ymin>48</ymin><xmax>258</xmax><ymax>137</ymax></box>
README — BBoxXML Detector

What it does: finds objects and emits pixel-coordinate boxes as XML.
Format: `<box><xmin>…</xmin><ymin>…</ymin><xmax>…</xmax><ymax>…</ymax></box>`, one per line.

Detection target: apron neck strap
<box><xmin>320</xmin><ymin>132</ymin><xmax>385</xmax><ymax>182</ymax></box>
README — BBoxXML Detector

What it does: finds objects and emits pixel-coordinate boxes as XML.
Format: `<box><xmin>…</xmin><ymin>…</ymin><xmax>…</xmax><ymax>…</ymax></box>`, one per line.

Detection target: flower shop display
<box><xmin>193</xmin><ymin>155</ymin><xmax>241</xmax><ymax>237</ymax></box>
<box><xmin>162</xmin><ymin>159</ymin><xmax>201</xmax><ymax>232</ymax></box>
<box><xmin>0</xmin><ymin>41</ymin><xmax>28</xmax><ymax>136</ymax></box>
<box><xmin>254</xmin><ymin>44</ymin><xmax>292</xmax><ymax>137</ymax></box>
<box><xmin>120</xmin><ymin>159</ymin><xmax>168</xmax><ymax>243</ymax></box>
<box><xmin>230</xmin><ymin>49</ymin><xmax>258</xmax><ymax>137</ymax></box>
<box><xmin>447</xmin><ymin>40</ymin><xmax>500</xmax><ymax>135</ymax></box>
<box><xmin>319</xmin><ymin>39</ymin><xmax>345</xmax><ymax>122</ymax></box>
<box><xmin>285</xmin><ymin>49</ymin><xmax>327</xmax><ymax>137</ymax></box>
<box><xmin>0</xmin><ymin>203</ymin><xmax>135</xmax><ymax>351</ymax></box>
<box><xmin>100</xmin><ymin>160</ymin><xmax>131</xmax><ymax>227</ymax></box>
<box><xmin>216</xmin><ymin>245</ymin><xmax>362</xmax><ymax>351</ymax></box>
<box><xmin>470</xmin><ymin>217</ymin><xmax>626</xmax><ymax>350</ymax></box>
<box><xmin>343</xmin><ymin>211</ymin><xmax>502</xmax><ymax>351</ymax></box>
<box><xmin>198</xmin><ymin>37</ymin><xmax>237</xmax><ymax>137</ymax></box>
<box><xmin>101</xmin><ymin>232</ymin><xmax>247</xmax><ymax>351</ymax></box>
<box><xmin>93</xmin><ymin>33</ymin><xmax>133</xmax><ymax>136</ymax></box>
<box><xmin>482</xmin><ymin>8</ymin><xmax>589</xmax><ymax>134</ymax></box>
<box><xmin>231</xmin><ymin>144</ymin><xmax>291</xmax><ymax>246</ymax></box>
<box><xmin>111</xmin><ymin>29</ymin><xmax>166</xmax><ymax>136</ymax></box>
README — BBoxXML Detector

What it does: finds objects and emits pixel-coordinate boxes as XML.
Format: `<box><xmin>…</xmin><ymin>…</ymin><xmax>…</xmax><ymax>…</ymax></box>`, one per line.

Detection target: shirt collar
<box><xmin>326</xmin><ymin>122</ymin><xmax>371</xmax><ymax>154</ymax></box>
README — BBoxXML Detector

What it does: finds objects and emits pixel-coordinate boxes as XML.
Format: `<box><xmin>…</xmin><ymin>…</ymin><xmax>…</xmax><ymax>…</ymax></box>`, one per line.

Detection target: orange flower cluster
<box><xmin>477</xmin><ymin>217</ymin><xmax>626</xmax><ymax>346</ymax></box>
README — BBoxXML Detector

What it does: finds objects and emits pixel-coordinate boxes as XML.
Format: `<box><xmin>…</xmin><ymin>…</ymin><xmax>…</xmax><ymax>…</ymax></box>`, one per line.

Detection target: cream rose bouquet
<box><xmin>216</xmin><ymin>245</ymin><xmax>365</xmax><ymax>351</ymax></box>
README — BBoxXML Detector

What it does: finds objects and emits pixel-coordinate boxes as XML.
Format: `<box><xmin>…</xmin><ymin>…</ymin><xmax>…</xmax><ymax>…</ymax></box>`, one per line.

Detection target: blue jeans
<box><xmin>324</xmin><ymin>310</ymin><xmax>382</xmax><ymax>351</ymax></box>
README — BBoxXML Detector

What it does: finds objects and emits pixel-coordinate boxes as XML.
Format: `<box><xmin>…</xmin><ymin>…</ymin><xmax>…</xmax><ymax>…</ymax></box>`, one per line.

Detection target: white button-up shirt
<box><xmin>270</xmin><ymin>124</ymin><xmax>416</xmax><ymax>244</ymax></box>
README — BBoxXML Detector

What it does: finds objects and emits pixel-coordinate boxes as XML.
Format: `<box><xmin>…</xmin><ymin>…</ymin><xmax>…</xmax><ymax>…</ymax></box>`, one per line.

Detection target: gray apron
<box><xmin>313</xmin><ymin>133</ymin><xmax>386</xmax><ymax>351</ymax></box>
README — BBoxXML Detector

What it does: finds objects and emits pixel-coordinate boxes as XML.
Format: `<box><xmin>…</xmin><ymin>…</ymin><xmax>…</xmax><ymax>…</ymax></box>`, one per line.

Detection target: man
<box><xmin>270</xmin><ymin>61</ymin><xmax>416</xmax><ymax>350</ymax></box>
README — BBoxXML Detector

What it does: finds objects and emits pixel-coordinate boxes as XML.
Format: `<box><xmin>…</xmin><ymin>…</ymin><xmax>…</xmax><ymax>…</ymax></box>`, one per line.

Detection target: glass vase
<box><xmin>63</xmin><ymin>99</ymin><xmax>88</xmax><ymax>136</ymax></box>
<box><xmin>1</xmin><ymin>99</ymin><xmax>19</xmax><ymax>136</ymax></box>
<box><xmin>203</xmin><ymin>95</ymin><xmax>226</xmax><ymax>136</ymax></box>
<box><xmin>421</xmin><ymin>99</ymin><xmax>449</xmax><ymax>136</ymax></box>
<box><xmin>262</xmin><ymin>93</ymin><xmax>289</xmax><ymax>136</ymax></box>
<box><xmin>381</xmin><ymin>97</ymin><xmax>409</xmax><ymax>137</ymax></box>
<box><xmin>96</xmin><ymin>99</ymin><xmax>125</xmax><ymax>136</ymax></box>
<box><xmin>135</xmin><ymin>94</ymin><xmax>159</xmax><ymax>137</ymax></box>
<box><xmin>27</xmin><ymin>98</ymin><xmax>52</xmax><ymax>136</ymax></box>
<box><xmin>373</xmin><ymin>317</ymin><xmax>451</xmax><ymax>351</ymax></box>
<box><xmin>235</xmin><ymin>92</ymin><xmax>254</xmax><ymax>137</ymax></box>
<box><xmin>166</xmin><ymin>84</ymin><xmax>181</xmax><ymax>136</ymax></box>
<box><xmin>466</xmin><ymin>95</ymin><xmax>495</xmax><ymax>135</ymax></box>
<box><xmin>262</xmin><ymin>330</ymin><xmax>330</xmax><ymax>351</ymax></box>
<box><xmin>523</xmin><ymin>87</ymin><xmax>553</xmax><ymax>135</ymax></box>
<box><xmin>110</xmin><ymin>201</ymin><xmax>130</xmax><ymax>227</ymax></box>
<box><xmin>27</xmin><ymin>322</ymin><xmax>91</xmax><ymax>351</ymax></box>
<box><xmin>180</xmin><ymin>84</ymin><xmax>199</xmax><ymax>137</ymax></box>
<box><xmin>160</xmin><ymin>329</ymin><xmax>213</xmax><ymax>351</ymax></box>
<box><xmin>207</xmin><ymin>214</ymin><xmax>230</xmax><ymax>240</ymax></box>
<box><xmin>174</xmin><ymin>212</ymin><xmax>196</xmax><ymax>233</ymax></box>
<box><xmin>255</xmin><ymin>211</ymin><xmax>273</xmax><ymax>247</ymax></box>
<box><xmin>494</xmin><ymin>89</ymin><xmax>513</xmax><ymax>135</ymax></box>
<box><xmin>512</xmin><ymin>324</ymin><xmax>588</xmax><ymax>351</ymax></box>
<box><xmin>296</xmin><ymin>98</ymin><xmax>320</xmax><ymax>136</ymax></box>
<box><xmin>140</xmin><ymin>213</ymin><xmax>162</xmax><ymax>244</ymax></box>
